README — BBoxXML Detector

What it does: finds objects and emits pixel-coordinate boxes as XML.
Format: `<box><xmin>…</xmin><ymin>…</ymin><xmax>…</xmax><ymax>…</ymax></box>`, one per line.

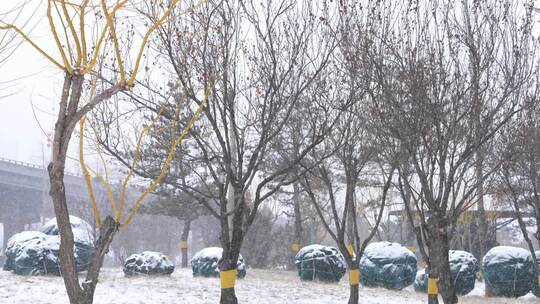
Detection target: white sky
<box><xmin>1</xmin><ymin>0</ymin><xmax>540</xmax><ymax>168</ymax></box>
<box><xmin>0</xmin><ymin>0</ymin><xmax>64</xmax><ymax>166</ymax></box>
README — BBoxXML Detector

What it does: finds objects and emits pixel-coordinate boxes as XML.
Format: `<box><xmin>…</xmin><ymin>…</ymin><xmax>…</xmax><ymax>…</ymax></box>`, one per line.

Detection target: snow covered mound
<box><xmin>3</xmin><ymin>217</ymin><xmax>94</xmax><ymax>275</ymax></box>
<box><xmin>123</xmin><ymin>251</ymin><xmax>174</xmax><ymax>276</ymax></box>
<box><xmin>482</xmin><ymin>246</ymin><xmax>535</xmax><ymax>297</ymax></box>
<box><xmin>414</xmin><ymin>250</ymin><xmax>478</xmax><ymax>295</ymax></box>
<box><xmin>40</xmin><ymin>216</ymin><xmax>94</xmax><ymax>246</ymax></box>
<box><xmin>359</xmin><ymin>241</ymin><xmax>417</xmax><ymax>290</ymax></box>
<box><xmin>2</xmin><ymin>231</ymin><xmax>60</xmax><ymax>275</ymax></box>
<box><xmin>294</xmin><ymin>244</ymin><xmax>346</xmax><ymax>283</ymax></box>
<box><xmin>191</xmin><ymin>247</ymin><xmax>247</xmax><ymax>278</ymax></box>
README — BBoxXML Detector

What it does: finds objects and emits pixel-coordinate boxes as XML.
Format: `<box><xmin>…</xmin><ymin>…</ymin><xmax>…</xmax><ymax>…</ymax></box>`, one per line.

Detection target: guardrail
<box><xmin>0</xmin><ymin>157</ymin><xmax>80</xmax><ymax>177</ymax></box>
<box><xmin>0</xmin><ymin>157</ymin><xmax>45</xmax><ymax>170</ymax></box>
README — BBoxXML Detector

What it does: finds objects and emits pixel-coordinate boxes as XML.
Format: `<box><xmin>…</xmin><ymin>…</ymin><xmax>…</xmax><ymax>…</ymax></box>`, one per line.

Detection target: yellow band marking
<box><xmin>428</xmin><ymin>278</ymin><xmax>439</xmax><ymax>295</ymax></box>
<box><xmin>220</xmin><ymin>269</ymin><xmax>237</xmax><ymax>289</ymax></box>
<box><xmin>349</xmin><ymin>269</ymin><xmax>359</xmax><ymax>285</ymax></box>
<box><xmin>347</xmin><ymin>244</ymin><xmax>354</xmax><ymax>256</ymax></box>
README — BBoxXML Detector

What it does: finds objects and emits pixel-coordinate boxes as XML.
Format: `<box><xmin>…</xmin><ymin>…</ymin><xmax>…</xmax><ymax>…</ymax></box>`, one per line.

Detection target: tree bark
<box><xmin>475</xmin><ymin>152</ymin><xmax>488</xmax><ymax>259</ymax></box>
<box><xmin>427</xmin><ymin>266</ymin><xmax>439</xmax><ymax>304</ymax></box>
<box><xmin>347</xmin><ymin>263</ymin><xmax>359</xmax><ymax>304</ymax></box>
<box><xmin>220</xmin><ymin>287</ymin><xmax>238</xmax><ymax>304</ymax></box>
<box><xmin>48</xmin><ymin>74</ymin><xmax>86</xmax><ymax>304</ymax></box>
<box><xmin>427</xmin><ymin>216</ymin><xmax>457</xmax><ymax>304</ymax></box>
<box><xmin>47</xmin><ymin>73</ymin><xmax>120</xmax><ymax>304</ymax></box>
<box><xmin>219</xmin><ymin>258</ymin><xmax>239</xmax><ymax>304</ymax></box>
<box><xmin>81</xmin><ymin>216</ymin><xmax>118</xmax><ymax>303</ymax></box>
<box><xmin>181</xmin><ymin>219</ymin><xmax>191</xmax><ymax>268</ymax></box>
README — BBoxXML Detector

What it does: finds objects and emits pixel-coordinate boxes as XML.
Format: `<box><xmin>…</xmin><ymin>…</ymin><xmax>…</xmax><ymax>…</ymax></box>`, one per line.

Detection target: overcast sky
<box><xmin>1</xmin><ymin>0</ymin><xmax>540</xmax><ymax>168</ymax></box>
<box><xmin>0</xmin><ymin>0</ymin><xmax>65</xmax><ymax>166</ymax></box>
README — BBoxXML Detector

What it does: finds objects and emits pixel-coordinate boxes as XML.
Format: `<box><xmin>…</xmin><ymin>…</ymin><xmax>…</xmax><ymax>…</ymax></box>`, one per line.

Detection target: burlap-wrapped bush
<box><xmin>123</xmin><ymin>251</ymin><xmax>174</xmax><ymax>276</ymax></box>
<box><xmin>191</xmin><ymin>247</ymin><xmax>247</xmax><ymax>278</ymax></box>
<box><xmin>482</xmin><ymin>246</ymin><xmax>535</xmax><ymax>297</ymax></box>
<box><xmin>294</xmin><ymin>244</ymin><xmax>346</xmax><ymax>283</ymax></box>
<box><xmin>3</xmin><ymin>216</ymin><xmax>94</xmax><ymax>275</ymax></box>
<box><xmin>359</xmin><ymin>242</ymin><xmax>417</xmax><ymax>290</ymax></box>
<box><xmin>414</xmin><ymin>249</ymin><xmax>478</xmax><ymax>295</ymax></box>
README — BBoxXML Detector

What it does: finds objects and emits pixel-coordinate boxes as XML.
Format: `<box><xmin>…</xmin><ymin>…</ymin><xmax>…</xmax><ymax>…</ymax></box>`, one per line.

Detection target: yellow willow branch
<box><xmin>52</xmin><ymin>0</ymin><xmax>81</xmax><ymax>9</ymax></box>
<box><xmin>79</xmin><ymin>0</ymin><xmax>88</xmax><ymax>66</ymax></box>
<box><xmin>90</xmin><ymin>120</ymin><xmax>118</xmax><ymax>217</ymax></box>
<box><xmin>127</xmin><ymin>0</ymin><xmax>209</xmax><ymax>87</ymax></box>
<box><xmin>116</xmin><ymin>105</ymin><xmax>166</xmax><ymax>222</ymax></box>
<box><xmin>60</xmin><ymin>0</ymin><xmax>82</xmax><ymax>67</ymax></box>
<box><xmin>100</xmin><ymin>0</ymin><xmax>125</xmax><ymax>84</ymax></box>
<box><xmin>79</xmin><ymin>116</ymin><xmax>101</xmax><ymax>227</ymax></box>
<box><xmin>82</xmin><ymin>0</ymin><xmax>127</xmax><ymax>75</ymax></box>
<box><xmin>68</xmin><ymin>152</ymin><xmax>114</xmax><ymax>200</ymax></box>
<box><xmin>52</xmin><ymin>1</ymin><xmax>75</xmax><ymax>66</ymax></box>
<box><xmin>47</xmin><ymin>0</ymin><xmax>73</xmax><ymax>74</ymax></box>
<box><xmin>120</xmin><ymin>78</ymin><xmax>213</xmax><ymax>228</ymax></box>
<box><xmin>0</xmin><ymin>23</ymin><xmax>65</xmax><ymax>70</ymax></box>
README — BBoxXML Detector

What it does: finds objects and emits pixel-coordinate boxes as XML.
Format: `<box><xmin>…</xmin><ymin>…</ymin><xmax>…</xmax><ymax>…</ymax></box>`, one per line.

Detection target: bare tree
<box><xmin>109</xmin><ymin>1</ymin><xmax>341</xmax><ymax>303</ymax></box>
<box><xmin>367</xmin><ymin>1</ymin><xmax>538</xmax><ymax>303</ymax></box>
<box><xmin>498</xmin><ymin>78</ymin><xmax>540</xmax><ymax>291</ymax></box>
<box><xmin>0</xmin><ymin>1</ymin><xmax>208</xmax><ymax>303</ymax></box>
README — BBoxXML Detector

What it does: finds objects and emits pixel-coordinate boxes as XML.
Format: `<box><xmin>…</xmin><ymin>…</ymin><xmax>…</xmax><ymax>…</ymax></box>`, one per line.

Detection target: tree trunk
<box><xmin>49</xmin><ymin>163</ymin><xmax>85</xmax><ymax>303</ymax></box>
<box><xmin>181</xmin><ymin>219</ymin><xmax>191</xmax><ymax>268</ymax></box>
<box><xmin>475</xmin><ymin>152</ymin><xmax>488</xmax><ymax>259</ymax></box>
<box><xmin>219</xmin><ymin>186</ymin><xmax>244</xmax><ymax>304</ymax></box>
<box><xmin>219</xmin><ymin>258</ymin><xmax>239</xmax><ymax>304</ymax></box>
<box><xmin>81</xmin><ymin>216</ymin><xmax>118</xmax><ymax>303</ymax></box>
<box><xmin>220</xmin><ymin>287</ymin><xmax>238</xmax><ymax>304</ymax></box>
<box><xmin>290</xmin><ymin>181</ymin><xmax>302</xmax><ymax>268</ymax></box>
<box><xmin>427</xmin><ymin>266</ymin><xmax>439</xmax><ymax>304</ymax></box>
<box><xmin>347</xmin><ymin>262</ymin><xmax>359</xmax><ymax>304</ymax></box>
<box><xmin>427</xmin><ymin>216</ymin><xmax>457</xmax><ymax>304</ymax></box>
<box><xmin>48</xmin><ymin>74</ymin><xmax>86</xmax><ymax>304</ymax></box>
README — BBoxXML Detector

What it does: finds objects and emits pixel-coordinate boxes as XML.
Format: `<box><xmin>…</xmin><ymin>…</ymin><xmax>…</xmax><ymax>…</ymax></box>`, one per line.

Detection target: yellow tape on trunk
<box><xmin>349</xmin><ymin>269</ymin><xmax>359</xmax><ymax>285</ymax></box>
<box><xmin>179</xmin><ymin>241</ymin><xmax>188</xmax><ymax>249</ymax></box>
<box><xmin>347</xmin><ymin>244</ymin><xmax>355</xmax><ymax>256</ymax></box>
<box><xmin>292</xmin><ymin>243</ymin><xmax>300</xmax><ymax>252</ymax></box>
<box><xmin>428</xmin><ymin>278</ymin><xmax>439</xmax><ymax>295</ymax></box>
<box><xmin>538</xmin><ymin>275</ymin><xmax>540</xmax><ymax>287</ymax></box>
<box><xmin>220</xmin><ymin>269</ymin><xmax>237</xmax><ymax>289</ymax></box>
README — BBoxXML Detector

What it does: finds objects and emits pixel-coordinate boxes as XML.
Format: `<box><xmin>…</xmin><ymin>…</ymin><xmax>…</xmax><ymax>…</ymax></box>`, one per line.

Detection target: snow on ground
<box><xmin>0</xmin><ymin>267</ymin><xmax>538</xmax><ymax>304</ymax></box>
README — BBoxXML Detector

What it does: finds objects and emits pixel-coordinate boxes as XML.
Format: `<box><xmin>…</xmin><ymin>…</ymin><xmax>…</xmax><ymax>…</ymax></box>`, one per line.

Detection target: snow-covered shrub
<box><xmin>294</xmin><ymin>244</ymin><xmax>346</xmax><ymax>283</ymax></box>
<box><xmin>2</xmin><ymin>216</ymin><xmax>94</xmax><ymax>275</ymax></box>
<box><xmin>482</xmin><ymin>246</ymin><xmax>535</xmax><ymax>297</ymax></box>
<box><xmin>191</xmin><ymin>247</ymin><xmax>247</xmax><ymax>278</ymax></box>
<box><xmin>2</xmin><ymin>231</ymin><xmax>60</xmax><ymax>275</ymax></box>
<box><xmin>123</xmin><ymin>251</ymin><xmax>174</xmax><ymax>276</ymax></box>
<box><xmin>40</xmin><ymin>216</ymin><xmax>94</xmax><ymax>271</ymax></box>
<box><xmin>414</xmin><ymin>250</ymin><xmax>478</xmax><ymax>295</ymax></box>
<box><xmin>359</xmin><ymin>241</ymin><xmax>417</xmax><ymax>290</ymax></box>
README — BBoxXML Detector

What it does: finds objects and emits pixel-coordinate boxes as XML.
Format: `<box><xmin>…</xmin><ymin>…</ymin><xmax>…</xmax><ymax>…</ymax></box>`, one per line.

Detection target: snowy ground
<box><xmin>0</xmin><ymin>268</ymin><xmax>538</xmax><ymax>304</ymax></box>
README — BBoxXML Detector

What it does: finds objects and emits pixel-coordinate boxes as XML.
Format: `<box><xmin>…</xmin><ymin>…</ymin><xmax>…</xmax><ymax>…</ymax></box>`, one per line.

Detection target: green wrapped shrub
<box><xmin>294</xmin><ymin>244</ymin><xmax>346</xmax><ymax>282</ymax></box>
<box><xmin>414</xmin><ymin>250</ymin><xmax>478</xmax><ymax>295</ymax></box>
<box><xmin>360</xmin><ymin>241</ymin><xmax>417</xmax><ymax>290</ymax></box>
<box><xmin>482</xmin><ymin>246</ymin><xmax>535</xmax><ymax>297</ymax></box>
<box><xmin>191</xmin><ymin>247</ymin><xmax>247</xmax><ymax>278</ymax></box>
<box><xmin>123</xmin><ymin>251</ymin><xmax>174</xmax><ymax>276</ymax></box>
<box><xmin>3</xmin><ymin>231</ymin><xmax>61</xmax><ymax>275</ymax></box>
<box><xmin>39</xmin><ymin>216</ymin><xmax>94</xmax><ymax>272</ymax></box>
<box><xmin>3</xmin><ymin>216</ymin><xmax>94</xmax><ymax>275</ymax></box>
